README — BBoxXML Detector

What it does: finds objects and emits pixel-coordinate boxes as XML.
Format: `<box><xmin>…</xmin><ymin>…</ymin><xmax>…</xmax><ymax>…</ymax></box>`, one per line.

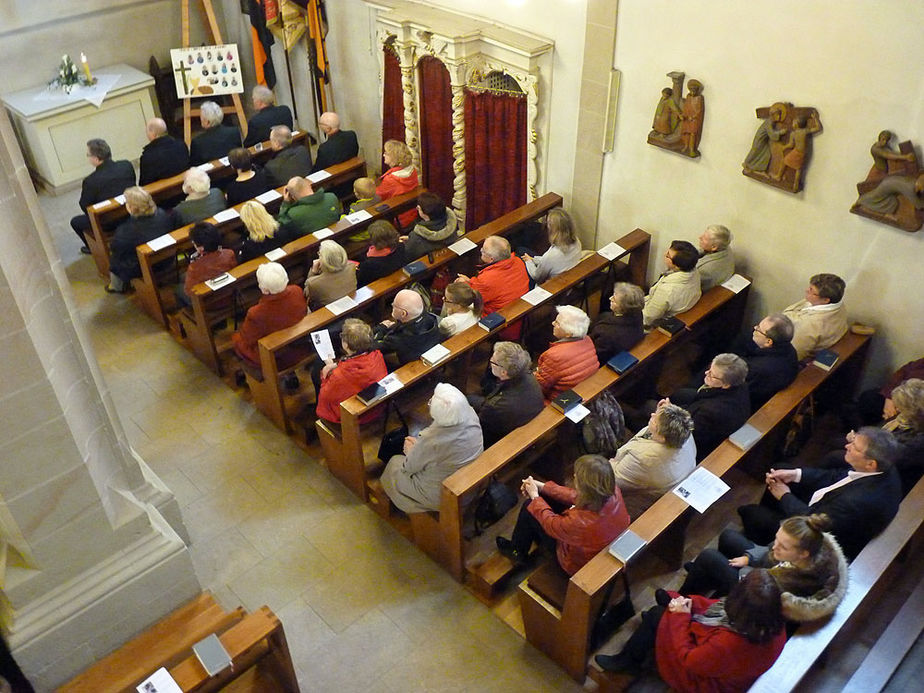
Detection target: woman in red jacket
<box><xmin>495</xmin><ymin>455</ymin><xmax>630</xmax><ymax>575</ymax></box>
<box><xmin>316</xmin><ymin>319</ymin><xmax>387</xmax><ymax>425</ymax></box>
<box><xmin>536</xmin><ymin>305</ymin><xmax>600</xmax><ymax>401</ymax></box>
<box><xmin>377</xmin><ymin>139</ymin><xmax>419</xmax><ymax>229</ymax></box>
<box><xmin>596</xmin><ymin>569</ymin><xmax>786</xmax><ymax>692</ymax></box>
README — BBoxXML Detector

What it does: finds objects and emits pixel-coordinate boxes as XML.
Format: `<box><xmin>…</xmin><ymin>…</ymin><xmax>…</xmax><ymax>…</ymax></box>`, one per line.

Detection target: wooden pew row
<box><xmin>250</xmin><ymin>192</ymin><xmax>570</xmax><ymax>432</ymax></box>
<box><xmin>436</xmin><ymin>280</ymin><xmax>750</xmax><ymax>589</ymax></box>
<box><xmin>133</xmin><ymin>156</ymin><xmax>368</xmax><ymax>328</ymax></box>
<box><xmin>517</xmin><ymin>330</ymin><xmax>871</xmax><ymax>681</ymax></box>
<box><xmin>180</xmin><ymin>188</ymin><xmax>422</xmax><ymax>375</ymax></box>
<box><xmin>85</xmin><ymin>131</ymin><xmax>312</xmax><ymax>276</ymax></box>
<box><xmin>321</xmin><ymin>228</ymin><xmax>652</xmax><ymax>503</ymax></box>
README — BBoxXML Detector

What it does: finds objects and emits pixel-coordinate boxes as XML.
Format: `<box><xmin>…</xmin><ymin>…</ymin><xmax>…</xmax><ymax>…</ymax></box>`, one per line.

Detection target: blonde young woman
<box><xmin>238</xmin><ymin>200</ymin><xmax>289</xmax><ymax>262</ymax></box>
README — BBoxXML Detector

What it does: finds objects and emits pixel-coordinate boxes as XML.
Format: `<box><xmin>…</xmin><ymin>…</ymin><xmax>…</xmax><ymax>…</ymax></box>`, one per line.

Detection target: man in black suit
<box><xmin>732</xmin><ymin>313</ymin><xmax>799</xmax><ymax>409</ymax></box>
<box><xmin>312</xmin><ymin>111</ymin><xmax>359</xmax><ymax>173</ymax></box>
<box><xmin>139</xmin><ymin>118</ymin><xmax>189</xmax><ymax>185</ymax></box>
<box><xmin>69</xmin><ymin>138</ymin><xmax>135</xmax><ymax>253</ymax></box>
<box><xmin>738</xmin><ymin>427</ymin><xmax>902</xmax><ymax>559</ymax></box>
<box><xmin>242</xmin><ymin>85</ymin><xmax>293</xmax><ymax>148</ymax></box>
<box><xmin>189</xmin><ymin>101</ymin><xmax>242</xmax><ymax>165</ymax></box>
<box><xmin>264</xmin><ymin>125</ymin><xmax>312</xmax><ymax>188</ymax></box>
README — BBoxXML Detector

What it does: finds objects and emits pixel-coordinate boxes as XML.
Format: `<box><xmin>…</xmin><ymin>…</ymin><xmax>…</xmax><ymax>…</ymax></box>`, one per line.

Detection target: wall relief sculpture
<box><xmin>742</xmin><ymin>102</ymin><xmax>821</xmax><ymax>193</ymax></box>
<box><xmin>647</xmin><ymin>71</ymin><xmax>704</xmax><ymax>158</ymax></box>
<box><xmin>850</xmin><ymin>131</ymin><xmax>923</xmax><ymax>232</ymax></box>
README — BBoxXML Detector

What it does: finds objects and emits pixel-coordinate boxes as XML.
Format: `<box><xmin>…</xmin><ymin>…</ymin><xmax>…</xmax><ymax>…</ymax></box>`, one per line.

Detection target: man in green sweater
<box><xmin>277</xmin><ymin>176</ymin><xmax>341</xmax><ymax>238</ymax></box>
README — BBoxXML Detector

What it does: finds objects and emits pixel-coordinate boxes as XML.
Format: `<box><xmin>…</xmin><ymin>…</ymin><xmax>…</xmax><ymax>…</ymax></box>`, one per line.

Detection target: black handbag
<box><xmin>377</xmin><ymin>402</ymin><xmax>409</xmax><ymax>462</ymax></box>
<box><xmin>473</xmin><ymin>478</ymin><xmax>519</xmax><ymax>534</ymax></box>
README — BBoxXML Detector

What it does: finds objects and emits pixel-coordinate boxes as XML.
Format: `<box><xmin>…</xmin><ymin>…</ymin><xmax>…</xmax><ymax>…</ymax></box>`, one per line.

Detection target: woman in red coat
<box><xmin>376</xmin><ymin>139</ymin><xmax>419</xmax><ymax>229</ymax></box>
<box><xmin>596</xmin><ymin>569</ymin><xmax>786</xmax><ymax>692</ymax></box>
<box><xmin>316</xmin><ymin>318</ymin><xmax>387</xmax><ymax>424</ymax></box>
<box><xmin>536</xmin><ymin>305</ymin><xmax>600</xmax><ymax>401</ymax></box>
<box><xmin>495</xmin><ymin>455</ymin><xmax>630</xmax><ymax>575</ymax></box>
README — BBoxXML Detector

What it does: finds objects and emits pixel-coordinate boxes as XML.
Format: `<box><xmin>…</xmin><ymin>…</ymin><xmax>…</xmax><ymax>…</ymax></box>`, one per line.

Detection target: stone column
<box><xmin>0</xmin><ymin>111</ymin><xmax>198</xmax><ymax>688</ymax></box>
<box><xmin>398</xmin><ymin>44</ymin><xmax>421</xmax><ymax>172</ymax></box>
<box><xmin>448</xmin><ymin>67</ymin><xmax>467</xmax><ymax>231</ymax></box>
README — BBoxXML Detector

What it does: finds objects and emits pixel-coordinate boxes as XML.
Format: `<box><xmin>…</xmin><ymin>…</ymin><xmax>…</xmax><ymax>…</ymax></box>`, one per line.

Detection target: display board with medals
<box><xmin>170</xmin><ymin>44</ymin><xmax>244</xmax><ymax>99</ymax></box>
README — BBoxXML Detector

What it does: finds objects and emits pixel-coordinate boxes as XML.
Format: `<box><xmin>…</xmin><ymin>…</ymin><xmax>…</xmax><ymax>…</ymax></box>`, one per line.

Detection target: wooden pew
<box><xmin>180</xmin><ymin>188</ymin><xmax>421</xmax><ymax>375</ymax></box>
<box><xmin>250</xmin><ymin>192</ymin><xmax>570</xmax><ymax>432</ymax></box>
<box><xmin>324</xmin><ymin>228</ymin><xmax>652</xmax><ymax>504</ymax></box>
<box><xmin>517</xmin><ymin>330</ymin><xmax>871</xmax><ymax>681</ymax></box>
<box><xmin>132</xmin><ymin>156</ymin><xmax>368</xmax><ymax>327</ymax></box>
<box><xmin>84</xmin><ymin>131</ymin><xmax>311</xmax><ymax>276</ymax></box>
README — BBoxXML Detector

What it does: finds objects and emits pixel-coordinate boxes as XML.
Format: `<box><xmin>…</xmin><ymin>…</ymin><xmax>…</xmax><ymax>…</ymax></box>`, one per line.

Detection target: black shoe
<box><xmin>655</xmin><ymin>588</ymin><xmax>671</xmax><ymax>607</ymax></box>
<box><xmin>79</xmin><ymin>245</ymin><xmax>92</xmax><ymax>255</ymax></box>
<box><xmin>282</xmin><ymin>373</ymin><xmax>300</xmax><ymax>393</ymax></box>
<box><xmin>594</xmin><ymin>652</ymin><xmax>641</xmax><ymax>674</ymax></box>
<box><xmin>495</xmin><ymin>536</ymin><xmax>526</xmax><ymax>564</ymax></box>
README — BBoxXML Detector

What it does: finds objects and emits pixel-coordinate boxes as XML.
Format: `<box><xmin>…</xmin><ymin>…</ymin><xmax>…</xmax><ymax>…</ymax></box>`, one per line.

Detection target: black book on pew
<box><xmin>654</xmin><ymin>315</ymin><xmax>685</xmax><ymax>336</ymax></box>
<box><xmin>812</xmin><ymin>348</ymin><xmax>839</xmax><ymax>371</ymax></box>
<box><xmin>551</xmin><ymin>389</ymin><xmax>583</xmax><ymax>414</ymax></box>
<box><xmin>606</xmin><ymin>350</ymin><xmax>639</xmax><ymax>374</ymax></box>
<box><xmin>478</xmin><ymin>312</ymin><xmax>506</xmax><ymax>331</ymax></box>
<box><xmin>402</xmin><ymin>260</ymin><xmax>428</xmax><ymax>278</ymax></box>
<box><xmin>357</xmin><ymin>382</ymin><xmax>386</xmax><ymax>405</ymax></box>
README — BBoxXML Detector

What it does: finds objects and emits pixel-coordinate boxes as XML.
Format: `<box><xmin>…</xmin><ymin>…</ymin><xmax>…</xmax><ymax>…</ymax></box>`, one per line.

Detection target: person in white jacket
<box><xmin>642</xmin><ymin>240</ymin><xmax>702</xmax><ymax>327</ymax></box>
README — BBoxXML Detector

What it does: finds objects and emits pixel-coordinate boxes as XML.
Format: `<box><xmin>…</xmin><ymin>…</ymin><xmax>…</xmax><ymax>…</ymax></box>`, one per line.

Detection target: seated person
<box><xmin>312</xmin><ymin>111</ymin><xmax>359</xmax><ymax>172</ymax></box>
<box><xmin>189</xmin><ymin>101</ymin><xmax>241</xmax><ymax>165</ymax></box>
<box><xmin>467</xmin><ymin>341</ymin><xmax>544</xmax><ymax>448</ymax></box>
<box><xmin>733</xmin><ymin>313</ymin><xmax>798</xmax><ymax>409</ymax></box>
<box><xmin>224</xmin><ymin>148</ymin><xmax>271</xmax><ymax>207</ymax></box>
<box><xmin>857</xmin><ymin>356</ymin><xmax>924</xmax><ymax>426</ymax></box>
<box><xmin>70</xmin><ymin>138</ymin><xmax>135</xmax><ymax>253</ymax></box>
<box><xmin>695</xmin><ymin>224</ymin><xmax>735</xmax><ymax>291</ymax></box>
<box><xmin>535</xmin><ymin>305</ymin><xmax>599</xmax><ymax>401</ymax></box>
<box><xmin>609</xmin><ymin>402</ymin><xmax>696</xmax><ymax>518</ymax></box>
<box><xmin>277</xmin><ymin>176</ymin><xmax>341</xmax><ymax>238</ymax></box>
<box><xmin>238</xmin><ymin>200</ymin><xmax>293</xmax><ymax>262</ymax></box>
<box><xmin>589</xmin><ymin>281</ymin><xmax>645</xmax><ymax>364</ymax></box>
<box><xmin>356</xmin><ymin>220</ymin><xmax>406</xmax><ymax>286</ymax></box>
<box><xmin>373</xmin><ymin>289</ymin><xmax>441</xmax><ymax>366</ymax></box>
<box><xmin>139</xmin><ymin>118</ymin><xmax>189</xmax><ymax>186</ymax></box>
<box><xmin>381</xmin><ymin>383</ymin><xmax>483</xmax><ymax>512</ymax></box>
<box><xmin>782</xmin><ymin>272</ymin><xmax>848</xmax><ymax>360</ymax></box>
<box><xmin>303</xmin><ymin>239</ymin><xmax>357</xmax><ymax>311</ymax></box>
<box><xmin>670</xmin><ymin>353</ymin><xmax>751</xmax><ymax>460</ymax></box>
<box><xmin>680</xmin><ymin>514</ymin><xmax>847</xmax><ymax>623</ymax></box>
<box><xmin>243</xmin><ymin>85</ymin><xmax>293</xmax><ymax>148</ymax></box>
<box><xmin>231</xmin><ymin>262</ymin><xmax>307</xmax><ymax>370</ymax></box>
<box><xmin>402</xmin><ymin>192</ymin><xmax>461</xmax><ymax>260</ymax></box>
<box><xmin>316</xmin><ymin>319</ymin><xmax>387</xmax><ymax>425</ymax></box>
<box><xmin>595</xmin><ymin>570</ymin><xmax>786</xmax><ymax>691</ymax></box>
<box><xmin>495</xmin><ymin>455</ymin><xmax>630</xmax><ymax>574</ymax></box>
<box><xmin>439</xmin><ymin>283</ymin><xmax>481</xmax><ymax>337</ymax></box>
<box><xmin>346</xmin><ymin>177</ymin><xmax>381</xmax><ymax>242</ymax></box>
<box><xmin>642</xmin><ymin>240</ymin><xmax>701</xmax><ymax>328</ymax></box>
<box><xmin>455</xmin><ymin>236</ymin><xmax>530</xmax><ymax>315</ymax></box>
<box><xmin>883</xmin><ymin>379</ymin><xmax>924</xmax><ymax>495</ymax></box>
<box><xmin>522</xmin><ymin>208</ymin><xmax>582</xmax><ymax>284</ymax></box>
<box><xmin>176</xmin><ymin>222</ymin><xmax>236</xmax><ymax>308</ymax></box>
<box><xmin>377</xmin><ymin>139</ymin><xmax>419</xmax><ymax>229</ymax></box>
<box><xmin>173</xmin><ymin>168</ymin><xmax>226</xmax><ymax>226</ymax></box>
<box><xmin>264</xmin><ymin>125</ymin><xmax>312</xmax><ymax>188</ymax></box>
<box><xmin>106</xmin><ymin>187</ymin><xmax>172</xmax><ymax>294</ymax></box>
<box><xmin>738</xmin><ymin>427</ymin><xmax>903</xmax><ymax>559</ymax></box>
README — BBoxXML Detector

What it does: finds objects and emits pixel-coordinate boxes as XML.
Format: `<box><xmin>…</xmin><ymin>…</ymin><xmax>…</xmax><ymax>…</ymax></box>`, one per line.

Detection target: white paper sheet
<box><xmin>379</xmin><ymin>372</ymin><xmax>403</xmax><ymax>395</ymax></box>
<box><xmin>307</xmin><ymin>170</ymin><xmax>332</xmax><ymax>183</ymax></box>
<box><xmin>114</xmin><ymin>194</ymin><xmax>126</xmax><ymax>205</ymax></box>
<box><xmin>147</xmin><ymin>234</ymin><xmax>177</xmax><ymax>251</ymax></box>
<box><xmin>313</xmin><ymin>227</ymin><xmax>334</xmax><ymax>240</ymax></box>
<box><xmin>218</xmin><ymin>156</ymin><xmax>230</xmax><ymax>166</ymax></box>
<box><xmin>212</xmin><ymin>208</ymin><xmax>239</xmax><ymax>223</ymax></box>
<box><xmin>204</xmin><ymin>272</ymin><xmax>235</xmax><ymax>290</ymax></box>
<box><xmin>721</xmin><ymin>274</ymin><xmax>751</xmax><ymax>294</ymax></box>
<box><xmin>521</xmin><ymin>286</ymin><xmax>552</xmax><ymax>305</ymax></box>
<box><xmin>136</xmin><ymin>666</ymin><xmax>183</xmax><ymax>693</ymax></box>
<box><xmin>256</xmin><ymin>189</ymin><xmax>282</xmax><ymax>204</ymax></box>
<box><xmin>264</xmin><ymin>247</ymin><xmax>287</xmax><ymax>261</ymax></box>
<box><xmin>672</xmin><ymin>467</ymin><xmax>730</xmax><ymax>513</ymax></box>
<box><xmin>345</xmin><ymin>209</ymin><xmax>373</xmax><ymax>224</ymax></box>
<box><xmin>565</xmin><ymin>403</ymin><xmax>591</xmax><ymax>423</ymax></box>
<box><xmin>597</xmin><ymin>241</ymin><xmax>628</xmax><ymax>261</ymax></box>
<box><xmin>448</xmin><ymin>237</ymin><xmax>478</xmax><ymax>255</ymax></box>
<box><xmin>326</xmin><ymin>295</ymin><xmax>357</xmax><ymax>315</ymax></box>
<box><xmin>310</xmin><ymin>329</ymin><xmax>335</xmax><ymax>361</ymax></box>
<box><xmin>91</xmin><ymin>200</ymin><xmax>111</xmax><ymax>210</ymax></box>
<box><xmin>197</xmin><ymin>162</ymin><xmax>215</xmax><ymax>172</ymax></box>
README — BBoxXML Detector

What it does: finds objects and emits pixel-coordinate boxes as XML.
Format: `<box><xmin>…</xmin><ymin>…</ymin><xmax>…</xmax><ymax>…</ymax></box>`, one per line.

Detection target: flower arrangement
<box><xmin>49</xmin><ymin>54</ymin><xmax>96</xmax><ymax>93</ymax></box>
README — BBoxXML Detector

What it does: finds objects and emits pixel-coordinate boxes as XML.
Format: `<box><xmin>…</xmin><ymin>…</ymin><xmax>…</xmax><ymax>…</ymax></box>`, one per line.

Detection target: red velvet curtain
<box><xmin>382</xmin><ymin>46</ymin><xmax>405</xmax><ymax>172</ymax></box>
<box><xmin>464</xmin><ymin>89</ymin><xmax>527</xmax><ymax>230</ymax></box>
<box><xmin>417</xmin><ymin>57</ymin><xmax>455</xmax><ymax>203</ymax></box>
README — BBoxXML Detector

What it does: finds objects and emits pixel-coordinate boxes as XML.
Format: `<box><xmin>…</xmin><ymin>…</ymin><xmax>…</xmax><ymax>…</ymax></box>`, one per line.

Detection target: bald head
<box><xmin>482</xmin><ymin>236</ymin><xmax>511</xmax><ymax>263</ymax></box>
<box><xmin>392</xmin><ymin>289</ymin><xmax>424</xmax><ymax>322</ymax></box>
<box><xmin>319</xmin><ymin>112</ymin><xmax>341</xmax><ymax>135</ymax></box>
<box><xmin>146</xmin><ymin>118</ymin><xmax>167</xmax><ymax>141</ymax></box>
<box><xmin>285</xmin><ymin>176</ymin><xmax>313</xmax><ymax>200</ymax></box>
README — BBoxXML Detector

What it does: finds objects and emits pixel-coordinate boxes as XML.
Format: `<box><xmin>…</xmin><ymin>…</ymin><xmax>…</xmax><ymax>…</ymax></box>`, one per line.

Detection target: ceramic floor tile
<box><xmin>187</xmin><ymin>526</ymin><xmax>264</xmax><ymax>590</ymax></box>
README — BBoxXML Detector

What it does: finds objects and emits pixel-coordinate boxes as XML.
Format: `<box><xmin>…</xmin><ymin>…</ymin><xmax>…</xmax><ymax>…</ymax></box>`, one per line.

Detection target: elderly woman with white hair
<box><xmin>231</xmin><ymin>262</ymin><xmax>307</xmax><ymax>369</ymax></box>
<box><xmin>695</xmin><ymin>224</ymin><xmax>735</xmax><ymax>291</ymax></box>
<box><xmin>173</xmin><ymin>167</ymin><xmax>226</xmax><ymax>226</ymax></box>
<box><xmin>303</xmin><ymin>239</ymin><xmax>358</xmax><ymax>311</ymax></box>
<box><xmin>380</xmin><ymin>383</ymin><xmax>483</xmax><ymax>513</ymax></box>
<box><xmin>590</xmin><ymin>282</ymin><xmax>646</xmax><ymax>363</ymax></box>
<box><xmin>189</xmin><ymin>100</ymin><xmax>242</xmax><ymax>165</ymax></box>
<box><xmin>535</xmin><ymin>305</ymin><xmax>600</xmax><ymax>401</ymax></box>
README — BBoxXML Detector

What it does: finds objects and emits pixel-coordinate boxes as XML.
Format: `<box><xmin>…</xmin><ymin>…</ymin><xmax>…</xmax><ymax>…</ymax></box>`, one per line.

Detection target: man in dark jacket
<box><xmin>312</xmin><ymin>111</ymin><xmax>359</xmax><ymax>172</ymax></box>
<box><xmin>139</xmin><ymin>118</ymin><xmax>190</xmax><ymax>185</ymax></box>
<box><xmin>467</xmin><ymin>342</ymin><xmax>544</xmax><ymax>447</ymax></box>
<box><xmin>374</xmin><ymin>290</ymin><xmax>441</xmax><ymax>366</ymax></box>
<box><xmin>670</xmin><ymin>353</ymin><xmax>751</xmax><ymax>460</ymax></box>
<box><xmin>733</xmin><ymin>313</ymin><xmax>799</xmax><ymax>409</ymax></box>
<box><xmin>243</xmin><ymin>85</ymin><xmax>294</xmax><ymax>147</ymax></box>
<box><xmin>738</xmin><ymin>427</ymin><xmax>903</xmax><ymax>559</ymax></box>
<box><xmin>189</xmin><ymin>101</ymin><xmax>242</xmax><ymax>165</ymax></box>
<box><xmin>265</xmin><ymin>125</ymin><xmax>313</xmax><ymax>187</ymax></box>
<box><xmin>70</xmin><ymin>138</ymin><xmax>136</xmax><ymax>253</ymax></box>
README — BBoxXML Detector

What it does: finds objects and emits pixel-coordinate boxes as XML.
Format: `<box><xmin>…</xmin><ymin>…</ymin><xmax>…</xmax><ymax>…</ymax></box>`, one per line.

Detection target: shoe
<box><xmin>654</xmin><ymin>588</ymin><xmax>671</xmax><ymax>607</ymax></box>
<box><xmin>282</xmin><ymin>373</ymin><xmax>300</xmax><ymax>393</ymax></box>
<box><xmin>495</xmin><ymin>537</ymin><xmax>526</xmax><ymax>564</ymax></box>
<box><xmin>594</xmin><ymin>652</ymin><xmax>641</xmax><ymax>674</ymax></box>
<box><xmin>79</xmin><ymin>246</ymin><xmax>92</xmax><ymax>255</ymax></box>
<box><xmin>104</xmin><ymin>284</ymin><xmax>124</xmax><ymax>294</ymax></box>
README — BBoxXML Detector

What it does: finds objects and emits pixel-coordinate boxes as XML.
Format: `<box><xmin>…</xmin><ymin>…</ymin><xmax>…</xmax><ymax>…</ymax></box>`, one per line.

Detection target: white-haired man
<box><xmin>173</xmin><ymin>167</ymin><xmax>226</xmax><ymax>226</ymax></box>
<box><xmin>695</xmin><ymin>224</ymin><xmax>735</xmax><ymax>291</ymax></box>
<box><xmin>312</xmin><ymin>111</ymin><xmax>359</xmax><ymax>172</ymax></box>
<box><xmin>190</xmin><ymin>101</ymin><xmax>242</xmax><ymax>165</ymax></box>
<box><xmin>381</xmin><ymin>382</ymin><xmax>483</xmax><ymax>512</ymax></box>
<box><xmin>139</xmin><ymin>118</ymin><xmax>189</xmax><ymax>185</ymax></box>
<box><xmin>243</xmin><ymin>85</ymin><xmax>293</xmax><ymax>148</ymax></box>
<box><xmin>373</xmin><ymin>289</ymin><xmax>441</xmax><ymax>366</ymax></box>
<box><xmin>535</xmin><ymin>305</ymin><xmax>600</xmax><ymax>401</ymax></box>
<box><xmin>455</xmin><ymin>236</ymin><xmax>530</xmax><ymax>315</ymax></box>
<box><xmin>265</xmin><ymin>125</ymin><xmax>313</xmax><ymax>187</ymax></box>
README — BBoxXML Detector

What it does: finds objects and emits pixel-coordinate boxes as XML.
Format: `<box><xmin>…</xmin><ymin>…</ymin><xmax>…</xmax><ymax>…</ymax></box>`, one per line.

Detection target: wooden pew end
<box><xmin>367</xmin><ymin>478</ymin><xmax>394</xmax><ymax>519</ymax></box>
<box><xmin>409</xmin><ymin>511</ymin><xmax>443</xmax><ymax>562</ymax></box>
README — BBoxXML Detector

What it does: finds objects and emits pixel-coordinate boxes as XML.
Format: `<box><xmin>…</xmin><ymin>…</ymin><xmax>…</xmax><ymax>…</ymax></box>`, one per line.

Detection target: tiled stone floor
<box><xmin>38</xmin><ymin>187</ymin><xmax>584</xmax><ymax>692</ymax></box>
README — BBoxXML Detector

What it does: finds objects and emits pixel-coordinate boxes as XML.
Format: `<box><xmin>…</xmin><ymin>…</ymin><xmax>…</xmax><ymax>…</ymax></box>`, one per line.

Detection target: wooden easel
<box><xmin>179</xmin><ymin>0</ymin><xmax>248</xmax><ymax>146</ymax></box>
